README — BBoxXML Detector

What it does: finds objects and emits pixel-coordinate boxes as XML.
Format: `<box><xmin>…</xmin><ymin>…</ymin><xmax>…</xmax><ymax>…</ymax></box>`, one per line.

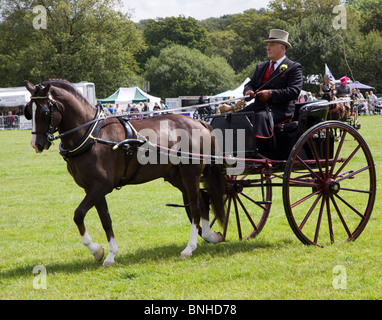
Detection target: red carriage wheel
<box><xmin>220</xmin><ymin>174</ymin><xmax>272</xmax><ymax>241</ymax></box>
<box><xmin>183</xmin><ymin>173</ymin><xmax>272</xmax><ymax>241</ymax></box>
<box><xmin>283</xmin><ymin>121</ymin><xmax>376</xmax><ymax>246</ymax></box>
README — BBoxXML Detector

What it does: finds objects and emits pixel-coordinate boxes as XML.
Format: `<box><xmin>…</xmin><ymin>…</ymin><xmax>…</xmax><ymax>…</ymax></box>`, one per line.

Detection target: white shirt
<box><xmin>271</xmin><ymin>55</ymin><xmax>287</xmax><ymax>71</ymax></box>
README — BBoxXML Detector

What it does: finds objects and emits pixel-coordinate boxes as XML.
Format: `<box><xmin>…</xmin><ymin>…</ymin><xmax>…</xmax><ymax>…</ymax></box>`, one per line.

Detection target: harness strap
<box><xmin>59</xmin><ymin>105</ymin><xmax>105</xmax><ymax>159</ymax></box>
<box><xmin>114</xmin><ymin>117</ymin><xmax>141</xmax><ymax>190</ymax></box>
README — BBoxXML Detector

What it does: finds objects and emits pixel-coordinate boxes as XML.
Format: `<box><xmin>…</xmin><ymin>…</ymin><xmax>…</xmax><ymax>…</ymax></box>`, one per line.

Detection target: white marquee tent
<box><xmin>213</xmin><ymin>78</ymin><xmax>250</xmax><ymax>99</ymax></box>
<box><xmin>98</xmin><ymin>87</ymin><xmax>161</xmax><ymax>105</ymax></box>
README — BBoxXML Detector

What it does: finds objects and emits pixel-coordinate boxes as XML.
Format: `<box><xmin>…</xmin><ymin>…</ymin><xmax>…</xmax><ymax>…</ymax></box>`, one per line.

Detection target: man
<box><xmin>243</xmin><ymin>29</ymin><xmax>303</xmax><ymax>147</ymax></box>
<box><xmin>319</xmin><ymin>74</ymin><xmax>335</xmax><ymax>101</ymax></box>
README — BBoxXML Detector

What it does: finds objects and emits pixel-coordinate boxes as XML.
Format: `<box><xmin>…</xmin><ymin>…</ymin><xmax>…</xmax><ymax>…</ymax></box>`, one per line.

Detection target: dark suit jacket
<box><xmin>243</xmin><ymin>57</ymin><xmax>303</xmax><ymax>124</ymax></box>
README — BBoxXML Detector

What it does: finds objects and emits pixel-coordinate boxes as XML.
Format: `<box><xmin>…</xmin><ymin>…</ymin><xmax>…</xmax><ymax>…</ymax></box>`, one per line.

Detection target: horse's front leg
<box><xmin>74</xmin><ymin>191</ymin><xmax>105</xmax><ymax>263</ymax></box>
<box><xmin>95</xmin><ymin>197</ymin><xmax>118</xmax><ymax>266</ymax></box>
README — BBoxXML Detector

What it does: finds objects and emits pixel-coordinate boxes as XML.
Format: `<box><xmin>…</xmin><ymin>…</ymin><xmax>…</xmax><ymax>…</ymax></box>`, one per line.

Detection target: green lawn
<box><xmin>0</xmin><ymin>115</ymin><xmax>381</xmax><ymax>300</ymax></box>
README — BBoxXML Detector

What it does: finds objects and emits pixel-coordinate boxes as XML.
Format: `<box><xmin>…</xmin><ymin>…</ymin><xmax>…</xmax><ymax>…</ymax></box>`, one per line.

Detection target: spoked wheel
<box><xmin>283</xmin><ymin>121</ymin><xmax>376</xmax><ymax>247</ymax></box>
<box><xmin>217</xmin><ymin>174</ymin><xmax>272</xmax><ymax>241</ymax></box>
<box><xmin>183</xmin><ymin>174</ymin><xmax>272</xmax><ymax>241</ymax></box>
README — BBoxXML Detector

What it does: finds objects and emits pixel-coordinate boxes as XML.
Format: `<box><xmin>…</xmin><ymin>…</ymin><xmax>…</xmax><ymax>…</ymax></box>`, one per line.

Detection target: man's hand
<box><xmin>244</xmin><ymin>90</ymin><xmax>255</xmax><ymax>101</ymax></box>
<box><xmin>256</xmin><ymin>90</ymin><xmax>272</xmax><ymax>102</ymax></box>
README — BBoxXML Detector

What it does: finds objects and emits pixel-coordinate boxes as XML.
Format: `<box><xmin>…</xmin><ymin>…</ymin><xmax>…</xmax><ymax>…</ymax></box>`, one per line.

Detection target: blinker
<box><xmin>24</xmin><ymin>102</ymin><xmax>51</xmax><ymax>122</ymax></box>
<box><xmin>40</xmin><ymin>105</ymin><xmax>50</xmax><ymax>121</ymax></box>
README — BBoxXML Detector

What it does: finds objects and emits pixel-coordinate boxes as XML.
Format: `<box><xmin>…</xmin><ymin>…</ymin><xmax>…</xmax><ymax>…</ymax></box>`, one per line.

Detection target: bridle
<box><xmin>25</xmin><ymin>90</ymin><xmax>63</xmax><ymax>143</ymax></box>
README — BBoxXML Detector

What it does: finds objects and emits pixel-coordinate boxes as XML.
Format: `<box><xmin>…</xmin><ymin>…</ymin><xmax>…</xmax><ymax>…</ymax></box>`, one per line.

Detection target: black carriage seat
<box><xmin>209</xmin><ymin>101</ymin><xmax>330</xmax><ymax>160</ymax></box>
<box><xmin>209</xmin><ymin>111</ymin><xmax>257</xmax><ymax>158</ymax></box>
<box><xmin>274</xmin><ymin>100</ymin><xmax>330</xmax><ymax>159</ymax></box>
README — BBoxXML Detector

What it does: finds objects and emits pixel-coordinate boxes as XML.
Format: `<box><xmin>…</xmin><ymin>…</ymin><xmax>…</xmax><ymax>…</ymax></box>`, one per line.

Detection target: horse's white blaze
<box><xmin>31</xmin><ymin>102</ymin><xmax>39</xmax><ymax>152</ymax></box>
<box><xmin>103</xmin><ymin>237</ymin><xmax>118</xmax><ymax>266</ymax></box>
<box><xmin>181</xmin><ymin>221</ymin><xmax>198</xmax><ymax>258</ymax></box>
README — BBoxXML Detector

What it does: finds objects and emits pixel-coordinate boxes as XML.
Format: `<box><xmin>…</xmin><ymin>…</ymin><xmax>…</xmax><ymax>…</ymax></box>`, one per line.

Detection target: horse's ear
<box><xmin>42</xmin><ymin>83</ymin><xmax>51</xmax><ymax>95</ymax></box>
<box><xmin>25</xmin><ymin>80</ymin><xmax>35</xmax><ymax>93</ymax></box>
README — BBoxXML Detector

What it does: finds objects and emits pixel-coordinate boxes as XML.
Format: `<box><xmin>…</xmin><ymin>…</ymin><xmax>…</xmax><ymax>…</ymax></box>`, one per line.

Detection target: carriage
<box><xmin>24</xmin><ymin>80</ymin><xmax>376</xmax><ymax>265</ymax></box>
<box><xmin>181</xmin><ymin>99</ymin><xmax>376</xmax><ymax>247</ymax></box>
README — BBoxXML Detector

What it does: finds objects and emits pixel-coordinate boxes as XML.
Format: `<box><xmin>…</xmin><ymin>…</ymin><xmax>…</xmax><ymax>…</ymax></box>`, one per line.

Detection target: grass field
<box><xmin>0</xmin><ymin>115</ymin><xmax>381</xmax><ymax>300</ymax></box>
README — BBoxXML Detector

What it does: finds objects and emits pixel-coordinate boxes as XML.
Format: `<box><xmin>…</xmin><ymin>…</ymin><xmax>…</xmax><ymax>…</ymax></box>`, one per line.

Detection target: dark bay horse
<box><xmin>24</xmin><ymin>80</ymin><xmax>225</xmax><ymax>266</ymax></box>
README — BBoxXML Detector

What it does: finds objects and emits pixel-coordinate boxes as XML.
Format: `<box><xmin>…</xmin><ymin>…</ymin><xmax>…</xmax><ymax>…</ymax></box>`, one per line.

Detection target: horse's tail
<box><xmin>203</xmin><ymin>163</ymin><xmax>226</xmax><ymax>226</ymax></box>
<box><xmin>199</xmin><ymin>120</ymin><xmax>226</xmax><ymax>226</ymax></box>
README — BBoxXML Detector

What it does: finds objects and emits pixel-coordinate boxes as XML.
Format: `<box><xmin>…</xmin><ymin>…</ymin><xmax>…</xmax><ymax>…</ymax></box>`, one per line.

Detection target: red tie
<box><xmin>269</xmin><ymin>61</ymin><xmax>275</xmax><ymax>77</ymax></box>
<box><xmin>262</xmin><ymin>61</ymin><xmax>276</xmax><ymax>83</ymax></box>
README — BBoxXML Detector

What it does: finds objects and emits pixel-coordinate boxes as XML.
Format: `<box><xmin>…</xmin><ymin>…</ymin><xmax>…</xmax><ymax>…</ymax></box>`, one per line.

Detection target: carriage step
<box><xmin>166</xmin><ymin>203</ymin><xmax>190</xmax><ymax>208</ymax></box>
<box><xmin>255</xmin><ymin>201</ymin><xmax>272</xmax><ymax>205</ymax></box>
<box><xmin>166</xmin><ymin>201</ymin><xmax>271</xmax><ymax>207</ymax></box>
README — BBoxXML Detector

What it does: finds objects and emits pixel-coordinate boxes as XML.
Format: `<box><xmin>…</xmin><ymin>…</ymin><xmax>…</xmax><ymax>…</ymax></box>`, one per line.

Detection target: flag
<box><xmin>325</xmin><ymin>64</ymin><xmax>335</xmax><ymax>83</ymax></box>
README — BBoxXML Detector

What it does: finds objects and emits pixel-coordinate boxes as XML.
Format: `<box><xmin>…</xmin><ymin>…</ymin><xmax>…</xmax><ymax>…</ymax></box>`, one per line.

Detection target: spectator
<box><xmin>358</xmin><ymin>98</ymin><xmax>368</xmax><ymax>114</ymax></box>
<box><xmin>108</xmin><ymin>104</ymin><xmax>114</xmax><ymax>115</ymax></box>
<box><xmin>5</xmin><ymin>111</ymin><xmax>16</xmax><ymax>129</ymax></box>
<box><xmin>160</xmin><ymin>100</ymin><xmax>168</xmax><ymax>110</ymax></box>
<box><xmin>319</xmin><ymin>74</ymin><xmax>335</xmax><ymax>101</ymax></box>
<box><xmin>198</xmin><ymin>94</ymin><xmax>205</xmax><ymax>105</ymax></box>
<box><xmin>336</xmin><ymin>76</ymin><xmax>351</xmax><ymax>98</ymax></box>
<box><xmin>368</xmin><ymin>91</ymin><xmax>378</xmax><ymax>114</ymax></box>
<box><xmin>130</xmin><ymin>104</ymin><xmax>139</xmax><ymax>113</ymax></box>
<box><xmin>356</xmin><ymin>89</ymin><xmax>364</xmax><ymax>100</ymax></box>
<box><xmin>153</xmin><ymin>102</ymin><xmax>161</xmax><ymax>116</ymax></box>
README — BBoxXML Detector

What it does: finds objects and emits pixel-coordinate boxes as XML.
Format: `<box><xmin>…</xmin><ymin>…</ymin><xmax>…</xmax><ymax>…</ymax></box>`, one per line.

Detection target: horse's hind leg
<box><xmin>95</xmin><ymin>197</ymin><xmax>118</xmax><ymax>266</ymax></box>
<box><xmin>180</xmin><ymin>175</ymin><xmax>203</xmax><ymax>258</ymax></box>
<box><xmin>200</xmin><ymin>191</ymin><xmax>224</xmax><ymax>244</ymax></box>
<box><xmin>167</xmin><ymin>166</ymin><xmax>204</xmax><ymax>258</ymax></box>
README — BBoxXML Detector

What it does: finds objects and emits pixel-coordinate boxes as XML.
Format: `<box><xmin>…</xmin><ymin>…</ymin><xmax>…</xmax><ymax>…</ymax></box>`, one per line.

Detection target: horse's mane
<box><xmin>42</xmin><ymin>80</ymin><xmax>93</xmax><ymax>106</ymax></box>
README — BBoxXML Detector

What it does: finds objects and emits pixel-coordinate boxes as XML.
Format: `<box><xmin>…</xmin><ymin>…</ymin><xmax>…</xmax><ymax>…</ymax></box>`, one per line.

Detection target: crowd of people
<box><xmin>102</xmin><ymin>100</ymin><xmax>169</xmax><ymax>118</ymax></box>
<box><xmin>297</xmin><ymin>75</ymin><xmax>382</xmax><ymax>116</ymax></box>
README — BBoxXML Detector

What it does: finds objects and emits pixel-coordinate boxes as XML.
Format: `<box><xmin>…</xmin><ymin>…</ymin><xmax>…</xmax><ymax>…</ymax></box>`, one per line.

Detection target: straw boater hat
<box><xmin>264</xmin><ymin>29</ymin><xmax>292</xmax><ymax>49</ymax></box>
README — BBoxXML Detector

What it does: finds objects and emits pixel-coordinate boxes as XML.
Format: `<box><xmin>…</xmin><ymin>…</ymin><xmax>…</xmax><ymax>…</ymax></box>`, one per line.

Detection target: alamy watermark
<box><xmin>136</xmin><ymin>122</ymin><xmax>246</xmax><ymax>175</ymax></box>
<box><xmin>332</xmin><ymin>265</ymin><xmax>347</xmax><ymax>290</ymax></box>
<box><xmin>333</xmin><ymin>5</ymin><xmax>347</xmax><ymax>30</ymax></box>
<box><xmin>33</xmin><ymin>265</ymin><xmax>47</xmax><ymax>290</ymax></box>
<box><xmin>32</xmin><ymin>5</ymin><xmax>47</xmax><ymax>30</ymax></box>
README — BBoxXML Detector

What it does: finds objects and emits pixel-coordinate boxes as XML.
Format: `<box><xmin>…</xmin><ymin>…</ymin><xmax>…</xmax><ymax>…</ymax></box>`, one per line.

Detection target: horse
<box><xmin>24</xmin><ymin>80</ymin><xmax>226</xmax><ymax>266</ymax></box>
<box><xmin>327</xmin><ymin>96</ymin><xmax>351</xmax><ymax>140</ymax></box>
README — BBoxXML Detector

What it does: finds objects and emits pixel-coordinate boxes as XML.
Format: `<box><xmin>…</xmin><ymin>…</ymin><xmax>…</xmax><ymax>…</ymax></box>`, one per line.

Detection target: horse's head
<box><xmin>24</xmin><ymin>80</ymin><xmax>63</xmax><ymax>153</ymax></box>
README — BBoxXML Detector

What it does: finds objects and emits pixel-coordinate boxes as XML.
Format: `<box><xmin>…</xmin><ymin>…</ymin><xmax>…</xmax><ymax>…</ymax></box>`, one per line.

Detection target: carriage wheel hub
<box><xmin>326</xmin><ymin>180</ymin><xmax>340</xmax><ymax>195</ymax></box>
<box><xmin>227</xmin><ymin>183</ymin><xmax>243</xmax><ymax>194</ymax></box>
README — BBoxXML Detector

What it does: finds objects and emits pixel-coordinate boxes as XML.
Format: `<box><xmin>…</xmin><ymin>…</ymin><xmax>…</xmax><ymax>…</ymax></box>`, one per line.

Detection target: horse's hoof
<box><xmin>214</xmin><ymin>232</ymin><xmax>225</xmax><ymax>243</ymax></box>
<box><xmin>180</xmin><ymin>248</ymin><xmax>192</xmax><ymax>258</ymax></box>
<box><xmin>102</xmin><ymin>258</ymin><xmax>115</xmax><ymax>267</ymax></box>
<box><xmin>93</xmin><ymin>245</ymin><xmax>104</xmax><ymax>262</ymax></box>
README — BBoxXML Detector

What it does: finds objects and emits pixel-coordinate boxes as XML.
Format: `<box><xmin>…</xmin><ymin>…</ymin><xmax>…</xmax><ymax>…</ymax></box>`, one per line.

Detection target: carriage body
<box><xmin>185</xmin><ymin>100</ymin><xmax>376</xmax><ymax>246</ymax></box>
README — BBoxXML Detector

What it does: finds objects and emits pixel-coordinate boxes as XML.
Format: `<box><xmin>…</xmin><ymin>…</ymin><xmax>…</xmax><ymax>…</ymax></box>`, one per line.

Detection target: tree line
<box><xmin>0</xmin><ymin>0</ymin><xmax>381</xmax><ymax>99</ymax></box>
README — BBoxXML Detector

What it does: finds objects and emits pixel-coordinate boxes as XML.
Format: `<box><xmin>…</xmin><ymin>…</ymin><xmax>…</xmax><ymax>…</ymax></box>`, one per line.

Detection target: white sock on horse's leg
<box><xmin>181</xmin><ymin>221</ymin><xmax>198</xmax><ymax>258</ymax></box>
<box><xmin>103</xmin><ymin>237</ymin><xmax>118</xmax><ymax>266</ymax></box>
<box><xmin>81</xmin><ymin>231</ymin><xmax>104</xmax><ymax>261</ymax></box>
<box><xmin>201</xmin><ymin>218</ymin><xmax>224</xmax><ymax>243</ymax></box>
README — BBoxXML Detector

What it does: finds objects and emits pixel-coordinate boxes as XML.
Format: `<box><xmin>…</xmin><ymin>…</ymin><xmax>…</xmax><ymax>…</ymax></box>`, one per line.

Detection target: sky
<box><xmin>121</xmin><ymin>0</ymin><xmax>272</xmax><ymax>22</ymax></box>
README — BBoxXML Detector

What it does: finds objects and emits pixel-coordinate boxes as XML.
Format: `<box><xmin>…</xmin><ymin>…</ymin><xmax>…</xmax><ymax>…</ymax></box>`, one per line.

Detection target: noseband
<box><xmin>26</xmin><ymin>91</ymin><xmax>63</xmax><ymax>142</ymax></box>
